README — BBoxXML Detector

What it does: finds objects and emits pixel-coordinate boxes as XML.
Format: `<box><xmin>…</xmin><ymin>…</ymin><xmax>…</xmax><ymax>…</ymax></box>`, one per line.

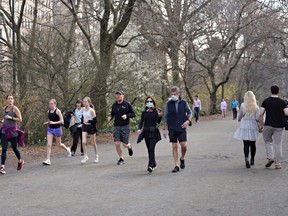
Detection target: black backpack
<box><xmin>63</xmin><ymin>110</ymin><xmax>74</xmax><ymax>129</ymax></box>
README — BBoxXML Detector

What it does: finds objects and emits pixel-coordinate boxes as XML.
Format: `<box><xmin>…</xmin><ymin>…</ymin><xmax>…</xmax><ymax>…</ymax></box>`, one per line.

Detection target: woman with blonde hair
<box><xmin>234</xmin><ymin>91</ymin><xmax>260</xmax><ymax>168</ymax></box>
<box><xmin>81</xmin><ymin>97</ymin><xmax>98</xmax><ymax>164</ymax></box>
<box><xmin>43</xmin><ymin>99</ymin><xmax>71</xmax><ymax>165</ymax></box>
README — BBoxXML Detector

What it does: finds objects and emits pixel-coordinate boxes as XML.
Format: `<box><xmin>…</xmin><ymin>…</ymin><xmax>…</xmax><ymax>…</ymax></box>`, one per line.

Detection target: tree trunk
<box><xmin>209</xmin><ymin>89</ymin><xmax>218</xmax><ymax>114</ymax></box>
<box><xmin>221</xmin><ymin>83</ymin><xmax>225</xmax><ymax>100</ymax></box>
<box><xmin>90</xmin><ymin>40</ymin><xmax>114</xmax><ymax>129</ymax></box>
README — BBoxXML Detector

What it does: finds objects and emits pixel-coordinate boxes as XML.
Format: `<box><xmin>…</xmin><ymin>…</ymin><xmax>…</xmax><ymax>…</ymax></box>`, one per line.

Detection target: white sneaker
<box><xmin>42</xmin><ymin>159</ymin><xmax>51</xmax><ymax>165</ymax></box>
<box><xmin>94</xmin><ymin>155</ymin><xmax>99</xmax><ymax>163</ymax></box>
<box><xmin>81</xmin><ymin>156</ymin><xmax>89</xmax><ymax>164</ymax></box>
<box><xmin>67</xmin><ymin>148</ymin><xmax>72</xmax><ymax>157</ymax></box>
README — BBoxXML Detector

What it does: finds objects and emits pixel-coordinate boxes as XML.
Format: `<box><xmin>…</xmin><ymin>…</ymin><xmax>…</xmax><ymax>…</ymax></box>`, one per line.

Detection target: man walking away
<box><xmin>260</xmin><ymin>85</ymin><xmax>288</xmax><ymax>169</ymax></box>
<box><xmin>163</xmin><ymin>86</ymin><xmax>192</xmax><ymax>173</ymax></box>
<box><xmin>231</xmin><ymin>98</ymin><xmax>239</xmax><ymax>120</ymax></box>
<box><xmin>108</xmin><ymin>90</ymin><xmax>135</xmax><ymax>165</ymax></box>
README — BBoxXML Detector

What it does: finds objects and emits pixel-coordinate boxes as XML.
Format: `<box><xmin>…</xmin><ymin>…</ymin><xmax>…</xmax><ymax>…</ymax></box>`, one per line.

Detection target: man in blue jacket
<box><xmin>231</xmin><ymin>98</ymin><xmax>239</xmax><ymax>120</ymax></box>
<box><xmin>163</xmin><ymin>86</ymin><xmax>192</xmax><ymax>173</ymax></box>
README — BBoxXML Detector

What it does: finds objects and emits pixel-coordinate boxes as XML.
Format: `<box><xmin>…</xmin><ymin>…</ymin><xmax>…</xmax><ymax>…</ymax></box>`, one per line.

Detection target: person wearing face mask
<box><xmin>137</xmin><ymin>97</ymin><xmax>162</xmax><ymax>173</ymax></box>
<box><xmin>163</xmin><ymin>86</ymin><xmax>192</xmax><ymax>173</ymax></box>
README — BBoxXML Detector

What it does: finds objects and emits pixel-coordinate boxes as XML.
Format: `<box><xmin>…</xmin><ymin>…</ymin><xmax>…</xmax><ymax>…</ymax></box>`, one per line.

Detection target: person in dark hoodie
<box><xmin>80</xmin><ymin>97</ymin><xmax>98</xmax><ymax>164</ymax></box>
<box><xmin>108</xmin><ymin>90</ymin><xmax>135</xmax><ymax>165</ymax></box>
<box><xmin>137</xmin><ymin>96</ymin><xmax>162</xmax><ymax>173</ymax></box>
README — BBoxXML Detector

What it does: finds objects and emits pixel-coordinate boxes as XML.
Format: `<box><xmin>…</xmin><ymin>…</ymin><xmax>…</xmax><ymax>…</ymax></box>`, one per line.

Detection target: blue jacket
<box><xmin>164</xmin><ymin>99</ymin><xmax>192</xmax><ymax>132</ymax></box>
<box><xmin>231</xmin><ymin>100</ymin><xmax>239</xmax><ymax>109</ymax></box>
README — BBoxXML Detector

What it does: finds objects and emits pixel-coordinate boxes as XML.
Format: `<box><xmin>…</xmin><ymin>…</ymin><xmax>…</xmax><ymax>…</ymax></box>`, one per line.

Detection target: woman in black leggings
<box><xmin>234</xmin><ymin>91</ymin><xmax>260</xmax><ymax>168</ymax></box>
<box><xmin>0</xmin><ymin>94</ymin><xmax>24</xmax><ymax>174</ymax></box>
<box><xmin>137</xmin><ymin>96</ymin><xmax>162</xmax><ymax>173</ymax></box>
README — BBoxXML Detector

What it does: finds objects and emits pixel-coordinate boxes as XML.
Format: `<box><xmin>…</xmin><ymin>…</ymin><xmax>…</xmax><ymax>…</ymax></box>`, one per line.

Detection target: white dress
<box><xmin>234</xmin><ymin>103</ymin><xmax>260</xmax><ymax>141</ymax></box>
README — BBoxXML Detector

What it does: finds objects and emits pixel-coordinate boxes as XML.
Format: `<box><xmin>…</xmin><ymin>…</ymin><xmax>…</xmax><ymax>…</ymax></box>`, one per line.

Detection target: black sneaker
<box><xmin>265</xmin><ymin>159</ymin><xmax>274</xmax><ymax>168</ymax></box>
<box><xmin>250</xmin><ymin>159</ymin><xmax>254</xmax><ymax>166</ymax></box>
<box><xmin>148</xmin><ymin>167</ymin><xmax>153</xmax><ymax>173</ymax></box>
<box><xmin>128</xmin><ymin>147</ymin><xmax>133</xmax><ymax>156</ymax></box>
<box><xmin>17</xmin><ymin>159</ymin><xmax>24</xmax><ymax>171</ymax></box>
<box><xmin>172</xmin><ymin>166</ymin><xmax>180</xmax><ymax>173</ymax></box>
<box><xmin>117</xmin><ymin>158</ymin><xmax>125</xmax><ymax>165</ymax></box>
<box><xmin>180</xmin><ymin>159</ymin><xmax>185</xmax><ymax>169</ymax></box>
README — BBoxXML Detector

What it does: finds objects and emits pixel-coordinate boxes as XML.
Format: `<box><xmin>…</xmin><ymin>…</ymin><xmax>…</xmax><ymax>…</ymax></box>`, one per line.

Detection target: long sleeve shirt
<box><xmin>110</xmin><ymin>100</ymin><xmax>135</xmax><ymax>126</ymax></box>
<box><xmin>138</xmin><ymin>109</ymin><xmax>162</xmax><ymax>130</ymax></box>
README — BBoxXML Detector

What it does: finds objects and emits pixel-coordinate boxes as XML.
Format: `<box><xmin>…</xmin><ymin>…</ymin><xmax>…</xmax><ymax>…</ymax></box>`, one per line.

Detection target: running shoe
<box><xmin>180</xmin><ymin>159</ymin><xmax>185</xmax><ymax>169</ymax></box>
<box><xmin>42</xmin><ymin>159</ymin><xmax>51</xmax><ymax>166</ymax></box>
<box><xmin>71</xmin><ymin>151</ymin><xmax>75</xmax><ymax>157</ymax></box>
<box><xmin>148</xmin><ymin>167</ymin><xmax>153</xmax><ymax>173</ymax></box>
<box><xmin>172</xmin><ymin>166</ymin><xmax>180</xmax><ymax>173</ymax></box>
<box><xmin>117</xmin><ymin>158</ymin><xmax>125</xmax><ymax>165</ymax></box>
<box><xmin>81</xmin><ymin>156</ymin><xmax>89</xmax><ymax>164</ymax></box>
<box><xmin>17</xmin><ymin>159</ymin><xmax>24</xmax><ymax>171</ymax></box>
<box><xmin>0</xmin><ymin>166</ymin><xmax>6</xmax><ymax>174</ymax></box>
<box><xmin>128</xmin><ymin>145</ymin><xmax>133</xmax><ymax>156</ymax></box>
<box><xmin>94</xmin><ymin>155</ymin><xmax>99</xmax><ymax>163</ymax></box>
<box><xmin>67</xmin><ymin>148</ymin><xmax>72</xmax><ymax>157</ymax></box>
<box><xmin>265</xmin><ymin>159</ymin><xmax>274</xmax><ymax>168</ymax></box>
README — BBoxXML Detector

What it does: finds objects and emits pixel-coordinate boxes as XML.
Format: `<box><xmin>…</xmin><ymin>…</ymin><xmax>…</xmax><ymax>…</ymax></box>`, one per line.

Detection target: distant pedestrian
<box><xmin>220</xmin><ymin>98</ymin><xmax>227</xmax><ymax>119</ymax></box>
<box><xmin>0</xmin><ymin>94</ymin><xmax>24</xmax><ymax>174</ymax></box>
<box><xmin>234</xmin><ymin>91</ymin><xmax>260</xmax><ymax>168</ymax></box>
<box><xmin>163</xmin><ymin>86</ymin><xmax>192</xmax><ymax>173</ymax></box>
<box><xmin>70</xmin><ymin>99</ymin><xmax>84</xmax><ymax>156</ymax></box>
<box><xmin>43</xmin><ymin>99</ymin><xmax>71</xmax><ymax>165</ymax></box>
<box><xmin>108</xmin><ymin>90</ymin><xmax>135</xmax><ymax>165</ymax></box>
<box><xmin>80</xmin><ymin>97</ymin><xmax>98</xmax><ymax>164</ymax></box>
<box><xmin>259</xmin><ymin>85</ymin><xmax>288</xmax><ymax>169</ymax></box>
<box><xmin>137</xmin><ymin>96</ymin><xmax>162</xmax><ymax>173</ymax></box>
<box><xmin>231</xmin><ymin>98</ymin><xmax>239</xmax><ymax>120</ymax></box>
<box><xmin>193</xmin><ymin>95</ymin><xmax>201</xmax><ymax>123</ymax></box>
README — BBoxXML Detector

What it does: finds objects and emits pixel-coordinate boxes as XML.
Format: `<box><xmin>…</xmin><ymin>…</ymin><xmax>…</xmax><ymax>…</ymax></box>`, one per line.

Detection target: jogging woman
<box><xmin>42</xmin><ymin>99</ymin><xmax>71</xmax><ymax>165</ymax></box>
<box><xmin>137</xmin><ymin>97</ymin><xmax>162</xmax><ymax>173</ymax></box>
<box><xmin>70</xmin><ymin>99</ymin><xmax>84</xmax><ymax>156</ymax></box>
<box><xmin>80</xmin><ymin>97</ymin><xmax>99</xmax><ymax>164</ymax></box>
<box><xmin>0</xmin><ymin>94</ymin><xmax>24</xmax><ymax>174</ymax></box>
<box><xmin>234</xmin><ymin>91</ymin><xmax>260</xmax><ymax>168</ymax></box>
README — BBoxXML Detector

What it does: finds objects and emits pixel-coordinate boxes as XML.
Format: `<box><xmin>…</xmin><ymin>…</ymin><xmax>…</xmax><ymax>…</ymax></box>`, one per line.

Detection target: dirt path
<box><xmin>1</xmin><ymin>114</ymin><xmax>288</xmax><ymax>216</ymax></box>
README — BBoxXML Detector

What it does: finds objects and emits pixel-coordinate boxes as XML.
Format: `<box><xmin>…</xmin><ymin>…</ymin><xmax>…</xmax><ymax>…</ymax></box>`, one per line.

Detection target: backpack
<box><xmin>63</xmin><ymin>110</ymin><xmax>74</xmax><ymax>129</ymax></box>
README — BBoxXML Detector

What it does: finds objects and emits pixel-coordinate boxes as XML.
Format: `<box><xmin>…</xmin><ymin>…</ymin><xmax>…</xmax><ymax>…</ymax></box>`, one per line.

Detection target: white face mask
<box><xmin>146</xmin><ymin>102</ymin><xmax>153</xmax><ymax>108</ymax></box>
<box><xmin>171</xmin><ymin>95</ymin><xmax>179</xmax><ymax>101</ymax></box>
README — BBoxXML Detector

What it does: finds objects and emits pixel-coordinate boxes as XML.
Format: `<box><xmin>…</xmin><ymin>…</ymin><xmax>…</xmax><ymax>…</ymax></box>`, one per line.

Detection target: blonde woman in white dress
<box><xmin>234</xmin><ymin>91</ymin><xmax>260</xmax><ymax>168</ymax></box>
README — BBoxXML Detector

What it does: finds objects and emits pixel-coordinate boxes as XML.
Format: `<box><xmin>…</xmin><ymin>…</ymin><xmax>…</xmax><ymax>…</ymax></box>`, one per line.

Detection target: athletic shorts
<box><xmin>47</xmin><ymin>127</ymin><xmax>63</xmax><ymax>137</ymax></box>
<box><xmin>113</xmin><ymin>125</ymin><xmax>130</xmax><ymax>144</ymax></box>
<box><xmin>169</xmin><ymin>130</ymin><xmax>187</xmax><ymax>143</ymax></box>
<box><xmin>82</xmin><ymin>124</ymin><xmax>97</xmax><ymax>135</ymax></box>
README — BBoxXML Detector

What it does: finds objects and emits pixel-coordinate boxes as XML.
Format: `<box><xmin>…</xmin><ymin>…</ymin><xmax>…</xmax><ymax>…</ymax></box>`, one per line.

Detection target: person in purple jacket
<box><xmin>0</xmin><ymin>94</ymin><xmax>24</xmax><ymax>174</ymax></box>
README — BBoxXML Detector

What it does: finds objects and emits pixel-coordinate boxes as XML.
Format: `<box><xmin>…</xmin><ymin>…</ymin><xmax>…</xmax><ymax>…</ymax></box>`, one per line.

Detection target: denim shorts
<box><xmin>113</xmin><ymin>125</ymin><xmax>130</xmax><ymax>144</ymax></box>
<box><xmin>47</xmin><ymin>127</ymin><xmax>63</xmax><ymax>137</ymax></box>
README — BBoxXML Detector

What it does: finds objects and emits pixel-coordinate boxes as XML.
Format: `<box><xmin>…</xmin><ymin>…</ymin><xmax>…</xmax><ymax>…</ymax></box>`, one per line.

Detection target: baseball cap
<box><xmin>115</xmin><ymin>90</ymin><xmax>124</xmax><ymax>95</ymax></box>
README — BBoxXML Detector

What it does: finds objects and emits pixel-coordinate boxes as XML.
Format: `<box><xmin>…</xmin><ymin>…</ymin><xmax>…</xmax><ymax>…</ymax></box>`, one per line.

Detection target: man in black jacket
<box><xmin>108</xmin><ymin>91</ymin><xmax>135</xmax><ymax>165</ymax></box>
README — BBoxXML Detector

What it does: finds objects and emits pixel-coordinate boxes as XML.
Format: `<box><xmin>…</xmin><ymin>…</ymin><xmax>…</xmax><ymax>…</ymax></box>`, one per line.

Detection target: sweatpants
<box><xmin>262</xmin><ymin>126</ymin><xmax>283</xmax><ymax>164</ymax></box>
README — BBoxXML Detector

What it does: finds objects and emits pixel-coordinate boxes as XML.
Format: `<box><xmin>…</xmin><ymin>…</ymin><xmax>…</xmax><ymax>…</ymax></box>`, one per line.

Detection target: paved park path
<box><xmin>1</xmin><ymin>115</ymin><xmax>288</xmax><ymax>216</ymax></box>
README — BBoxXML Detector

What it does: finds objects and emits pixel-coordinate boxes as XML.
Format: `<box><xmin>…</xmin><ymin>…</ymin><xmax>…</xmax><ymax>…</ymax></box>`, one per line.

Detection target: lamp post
<box><xmin>11</xmin><ymin>0</ymin><xmax>16</xmax><ymax>93</ymax></box>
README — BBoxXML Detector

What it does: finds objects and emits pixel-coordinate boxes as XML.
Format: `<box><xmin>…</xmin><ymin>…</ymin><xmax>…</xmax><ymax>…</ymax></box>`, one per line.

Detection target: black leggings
<box><xmin>144</xmin><ymin>132</ymin><xmax>157</xmax><ymax>168</ymax></box>
<box><xmin>1</xmin><ymin>134</ymin><xmax>21</xmax><ymax>165</ymax></box>
<box><xmin>71</xmin><ymin>127</ymin><xmax>83</xmax><ymax>154</ymax></box>
<box><xmin>243</xmin><ymin>140</ymin><xmax>256</xmax><ymax>160</ymax></box>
